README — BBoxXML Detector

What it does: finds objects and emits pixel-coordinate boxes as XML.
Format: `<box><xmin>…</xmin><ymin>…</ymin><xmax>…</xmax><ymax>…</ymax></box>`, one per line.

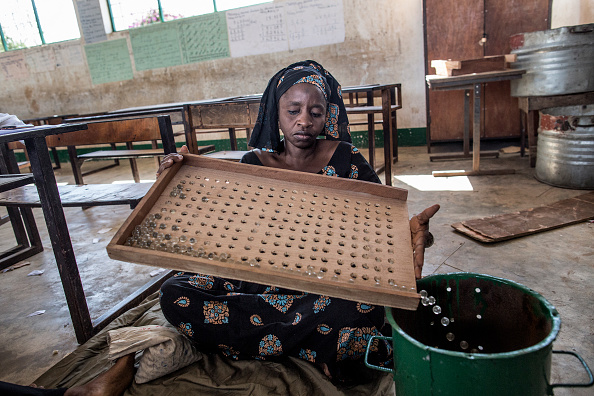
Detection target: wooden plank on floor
<box><xmin>452</xmin><ymin>191</ymin><xmax>594</xmax><ymax>243</ymax></box>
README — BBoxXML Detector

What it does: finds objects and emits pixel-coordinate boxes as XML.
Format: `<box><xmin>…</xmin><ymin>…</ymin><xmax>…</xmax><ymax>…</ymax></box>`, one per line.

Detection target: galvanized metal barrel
<box><xmin>510</xmin><ymin>24</ymin><xmax>594</xmax><ymax>97</ymax></box>
<box><xmin>535</xmin><ymin>104</ymin><xmax>594</xmax><ymax>189</ymax></box>
<box><xmin>365</xmin><ymin>273</ymin><xmax>594</xmax><ymax>395</ymax></box>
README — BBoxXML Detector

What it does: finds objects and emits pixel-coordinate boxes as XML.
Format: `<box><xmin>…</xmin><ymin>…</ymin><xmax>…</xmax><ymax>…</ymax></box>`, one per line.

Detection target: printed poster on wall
<box><xmin>130</xmin><ymin>22</ymin><xmax>183</xmax><ymax>71</ymax></box>
<box><xmin>179</xmin><ymin>13</ymin><xmax>230</xmax><ymax>64</ymax></box>
<box><xmin>227</xmin><ymin>2</ymin><xmax>288</xmax><ymax>58</ymax></box>
<box><xmin>84</xmin><ymin>39</ymin><xmax>133</xmax><ymax>85</ymax></box>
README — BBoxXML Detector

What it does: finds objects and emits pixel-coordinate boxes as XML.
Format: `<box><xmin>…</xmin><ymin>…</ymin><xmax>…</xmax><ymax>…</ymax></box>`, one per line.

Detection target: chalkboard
<box><xmin>85</xmin><ymin>39</ymin><xmax>134</xmax><ymax>85</ymax></box>
<box><xmin>130</xmin><ymin>22</ymin><xmax>183</xmax><ymax>71</ymax></box>
<box><xmin>179</xmin><ymin>13</ymin><xmax>230</xmax><ymax>64</ymax></box>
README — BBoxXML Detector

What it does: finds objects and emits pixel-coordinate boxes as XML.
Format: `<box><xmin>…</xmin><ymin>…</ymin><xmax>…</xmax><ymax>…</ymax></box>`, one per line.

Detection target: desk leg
<box><xmin>464</xmin><ymin>89</ymin><xmax>471</xmax><ymax>156</ymax></box>
<box><xmin>183</xmin><ymin>105</ymin><xmax>199</xmax><ymax>155</ymax></box>
<box><xmin>229</xmin><ymin>128</ymin><xmax>238</xmax><ymax>151</ymax></box>
<box><xmin>245</xmin><ymin>128</ymin><xmax>252</xmax><ymax>148</ymax></box>
<box><xmin>527</xmin><ymin>109</ymin><xmax>537</xmax><ymax>167</ymax></box>
<box><xmin>391</xmin><ymin>87</ymin><xmax>398</xmax><ymax>162</ymax></box>
<box><xmin>433</xmin><ymin>83</ymin><xmax>514</xmax><ymax>178</ymax></box>
<box><xmin>367</xmin><ymin>91</ymin><xmax>375</xmax><ymax>169</ymax></box>
<box><xmin>472</xmin><ymin>83</ymin><xmax>481</xmax><ymax>172</ymax></box>
<box><xmin>25</xmin><ymin>136</ymin><xmax>93</xmax><ymax>344</ymax></box>
<box><xmin>382</xmin><ymin>88</ymin><xmax>394</xmax><ymax>186</ymax></box>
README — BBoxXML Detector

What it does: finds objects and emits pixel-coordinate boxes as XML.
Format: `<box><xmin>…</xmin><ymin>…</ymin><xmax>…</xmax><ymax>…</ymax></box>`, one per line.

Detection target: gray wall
<box><xmin>0</xmin><ymin>0</ymin><xmax>427</xmax><ymax>129</ymax></box>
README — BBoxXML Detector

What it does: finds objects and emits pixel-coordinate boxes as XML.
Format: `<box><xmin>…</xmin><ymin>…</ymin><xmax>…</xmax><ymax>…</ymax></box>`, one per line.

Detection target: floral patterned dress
<box><xmin>159</xmin><ymin>142</ymin><xmax>391</xmax><ymax>382</ymax></box>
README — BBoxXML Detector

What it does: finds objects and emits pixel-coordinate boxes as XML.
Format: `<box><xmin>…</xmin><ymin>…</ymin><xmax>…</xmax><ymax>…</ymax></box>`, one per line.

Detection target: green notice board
<box><xmin>179</xmin><ymin>13</ymin><xmax>230</xmax><ymax>64</ymax></box>
<box><xmin>130</xmin><ymin>23</ymin><xmax>182</xmax><ymax>71</ymax></box>
<box><xmin>85</xmin><ymin>39</ymin><xmax>133</xmax><ymax>85</ymax></box>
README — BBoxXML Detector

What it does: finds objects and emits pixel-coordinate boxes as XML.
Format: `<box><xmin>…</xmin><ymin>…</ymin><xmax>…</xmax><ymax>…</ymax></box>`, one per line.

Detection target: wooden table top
<box><xmin>426</xmin><ymin>69</ymin><xmax>526</xmax><ymax>90</ymax></box>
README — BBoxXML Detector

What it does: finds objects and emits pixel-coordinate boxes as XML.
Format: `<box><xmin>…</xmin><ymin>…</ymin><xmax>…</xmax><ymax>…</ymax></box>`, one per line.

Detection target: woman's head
<box><xmin>249</xmin><ymin>60</ymin><xmax>351</xmax><ymax>152</ymax></box>
<box><xmin>278</xmin><ymin>82</ymin><xmax>327</xmax><ymax>149</ymax></box>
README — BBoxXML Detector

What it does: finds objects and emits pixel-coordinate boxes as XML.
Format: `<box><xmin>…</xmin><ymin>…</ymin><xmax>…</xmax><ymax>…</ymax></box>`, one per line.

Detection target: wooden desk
<box><xmin>203</xmin><ymin>150</ymin><xmax>249</xmax><ymax>161</ymax></box>
<box><xmin>113</xmin><ymin>84</ymin><xmax>403</xmax><ymax>186</ymax></box>
<box><xmin>342</xmin><ymin>84</ymin><xmax>402</xmax><ymax>185</ymax></box>
<box><xmin>426</xmin><ymin>70</ymin><xmax>525</xmax><ymax>177</ymax></box>
<box><xmin>0</xmin><ymin>124</ymin><xmax>170</xmax><ymax>344</ymax></box>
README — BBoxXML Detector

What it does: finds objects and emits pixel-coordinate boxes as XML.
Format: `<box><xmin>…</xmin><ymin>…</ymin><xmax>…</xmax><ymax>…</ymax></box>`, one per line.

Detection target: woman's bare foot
<box><xmin>318</xmin><ymin>363</ymin><xmax>332</xmax><ymax>380</ymax></box>
<box><xmin>64</xmin><ymin>354</ymin><xmax>135</xmax><ymax>396</ymax></box>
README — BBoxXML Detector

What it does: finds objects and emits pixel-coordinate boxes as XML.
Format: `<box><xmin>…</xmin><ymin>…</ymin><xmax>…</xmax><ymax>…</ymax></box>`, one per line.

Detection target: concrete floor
<box><xmin>0</xmin><ymin>146</ymin><xmax>592</xmax><ymax>395</ymax></box>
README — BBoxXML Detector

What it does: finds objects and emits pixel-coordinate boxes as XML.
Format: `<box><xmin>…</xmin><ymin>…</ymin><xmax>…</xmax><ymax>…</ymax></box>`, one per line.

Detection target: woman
<box><xmin>157</xmin><ymin>60</ymin><xmax>439</xmax><ymax>383</ymax></box>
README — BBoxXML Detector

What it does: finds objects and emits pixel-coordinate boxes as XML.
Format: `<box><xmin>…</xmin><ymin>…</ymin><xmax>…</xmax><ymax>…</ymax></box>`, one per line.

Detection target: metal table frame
<box><xmin>426</xmin><ymin>69</ymin><xmax>525</xmax><ymax>177</ymax></box>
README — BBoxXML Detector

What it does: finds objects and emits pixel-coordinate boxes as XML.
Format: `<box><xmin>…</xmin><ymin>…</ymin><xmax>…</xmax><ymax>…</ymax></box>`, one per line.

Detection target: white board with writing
<box><xmin>25</xmin><ymin>46</ymin><xmax>57</xmax><ymax>73</ymax></box>
<box><xmin>287</xmin><ymin>0</ymin><xmax>345</xmax><ymax>50</ymax></box>
<box><xmin>0</xmin><ymin>52</ymin><xmax>30</xmax><ymax>80</ymax></box>
<box><xmin>227</xmin><ymin>3</ymin><xmax>288</xmax><ymax>58</ymax></box>
<box><xmin>54</xmin><ymin>41</ymin><xmax>85</xmax><ymax>68</ymax></box>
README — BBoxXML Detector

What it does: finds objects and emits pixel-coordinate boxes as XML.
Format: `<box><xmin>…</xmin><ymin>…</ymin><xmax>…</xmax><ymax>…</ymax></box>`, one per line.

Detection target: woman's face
<box><xmin>278</xmin><ymin>83</ymin><xmax>327</xmax><ymax>149</ymax></box>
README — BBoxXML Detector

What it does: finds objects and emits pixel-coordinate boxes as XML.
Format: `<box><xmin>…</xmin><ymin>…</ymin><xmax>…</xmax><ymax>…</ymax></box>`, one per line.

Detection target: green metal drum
<box><xmin>365</xmin><ymin>273</ymin><xmax>593</xmax><ymax>395</ymax></box>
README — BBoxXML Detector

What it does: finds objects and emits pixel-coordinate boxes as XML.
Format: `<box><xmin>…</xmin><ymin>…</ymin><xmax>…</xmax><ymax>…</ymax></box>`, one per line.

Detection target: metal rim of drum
<box><xmin>386</xmin><ymin>272</ymin><xmax>561</xmax><ymax>359</ymax></box>
<box><xmin>535</xmin><ymin>105</ymin><xmax>594</xmax><ymax>190</ymax></box>
<box><xmin>510</xmin><ymin>24</ymin><xmax>594</xmax><ymax>97</ymax></box>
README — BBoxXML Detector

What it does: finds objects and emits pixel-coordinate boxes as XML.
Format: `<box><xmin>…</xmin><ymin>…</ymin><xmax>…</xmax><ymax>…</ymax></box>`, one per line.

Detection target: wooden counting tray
<box><xmin>107</xmin><ymin>154</ymin><xmax>420</xmax><ymax>310</ymax></box>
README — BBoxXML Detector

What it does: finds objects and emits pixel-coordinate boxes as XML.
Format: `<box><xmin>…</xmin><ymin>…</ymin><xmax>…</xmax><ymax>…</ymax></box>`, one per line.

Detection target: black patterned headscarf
<box><xmin>249</xmin><ymin>60</ymin><xmax>351</xmax><ymax>152</ymax></box>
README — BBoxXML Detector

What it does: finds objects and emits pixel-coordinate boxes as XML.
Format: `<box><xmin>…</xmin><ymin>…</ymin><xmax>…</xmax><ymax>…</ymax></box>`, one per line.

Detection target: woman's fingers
<box><xmin>410</xmin><ymin>204</ymin><xmax>440</xmax><ymax>279</ymax></box>
<box><xmin>156</xmin><ymin>148</ymin><xmax>187</xmax><ymax>178</ymax></box>
<box><xmin>416</xmin><ymin>204</ymin><xmax>441</xmax><ymax>225</ymax></box>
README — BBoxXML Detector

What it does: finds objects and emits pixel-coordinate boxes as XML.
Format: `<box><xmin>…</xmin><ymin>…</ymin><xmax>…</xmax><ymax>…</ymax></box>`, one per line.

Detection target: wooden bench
<box><xmin>0</xmin><ymin>183</ymin><xmax>152</xmax><ymax>209</ymax></box>
<box><xmin>53</xmin><ymin>115</ymin><xmax>178</xmax><ymax>185</ymax></box>
<box><xmin>7</xmin><ymin>141</ymin><xmax>32</xmax><ymax>172</ymax></box>
<box><xmin>203</xmin><ymin>150</ymin><xmax>249</xmax><ymax>162</ymax></box>
<box><xmin>342</xmin><ymin>84</ymin><xmax>402</xmax><ymax>175</ymax></box>
<box><xmin>0</xmin><ymin>173</ymin><xmax>43</xmax><ymax>270</ymax></box>
<box><xmin>61</xmin><ymin>113</ymin><xmax>214</xmax><ymax>184</ymax></box>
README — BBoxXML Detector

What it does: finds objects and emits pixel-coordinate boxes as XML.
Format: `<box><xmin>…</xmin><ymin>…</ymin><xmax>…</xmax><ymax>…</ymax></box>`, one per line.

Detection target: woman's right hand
<box><xmin>156</xmin><ymin>145</ymin><xmax>189</xmax><ymax>178</ymax></box>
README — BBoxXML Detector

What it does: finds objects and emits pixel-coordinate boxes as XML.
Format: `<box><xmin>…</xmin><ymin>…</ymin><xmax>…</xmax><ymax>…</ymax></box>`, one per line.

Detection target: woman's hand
<box><xmin>156</xmin><ymin>145</ymin><xmax>189</xmax><ymax>178</ymax></box>
<box><xmin>410</xmin><ymin>204</ymin><xmax>440</xmax><ymax>279</ymax></box>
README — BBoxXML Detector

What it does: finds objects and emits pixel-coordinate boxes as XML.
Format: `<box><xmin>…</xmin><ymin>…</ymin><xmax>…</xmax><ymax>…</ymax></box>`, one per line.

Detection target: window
<box><xmin>0</xmin><ymin>0</ymin><xmax>80</xmax><ymax>51</ymax></box>
<box><xmin>214</xmin><ymin>0</ymin><xmax>271</xmax><ymax>12</ymax></box>
<box><xmin>35</xmin><ymin>0</ymin><xmax>80</xmax><ymax>43</ymax></box>
<box><xmin>108</xmin><ymin>0</ymin><xmax>273</xmax><ymax>31</ymax></box>
<box><xmin>0</xmin><ymin>0</ymin><xmax>274</xmax><ymax>51</ymax></box>
<box><xmin>0</xmin><ymin>0</ymin><xmax>41</xmax><ymax>50</ymax></box>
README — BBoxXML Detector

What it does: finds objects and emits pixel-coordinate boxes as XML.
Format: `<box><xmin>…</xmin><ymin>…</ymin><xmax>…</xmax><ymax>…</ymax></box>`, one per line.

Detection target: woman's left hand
<box><xmin>410</xmin><ymin>204</ymin><xmax>440</xmax><ymax>279</ymax></box>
